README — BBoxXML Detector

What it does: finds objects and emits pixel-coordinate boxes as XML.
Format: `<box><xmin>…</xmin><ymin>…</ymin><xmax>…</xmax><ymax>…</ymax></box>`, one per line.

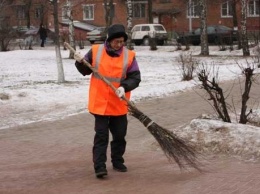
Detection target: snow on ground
<box><xmin>176</xmin><ymin>118</ymin><xmax>260</xmax><ymax>161</ymax></box>
<box><xmin>1</xmin><ymin>44</ymin><xmax>260</xmax><ymax>160</ymax></box>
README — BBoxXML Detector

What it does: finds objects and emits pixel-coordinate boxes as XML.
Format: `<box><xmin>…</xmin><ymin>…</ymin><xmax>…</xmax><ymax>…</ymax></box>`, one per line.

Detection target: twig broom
<box><xmin>64</xmin><ymin>42</ymin><xmax>202</xmax><ymax>171</ymax></box>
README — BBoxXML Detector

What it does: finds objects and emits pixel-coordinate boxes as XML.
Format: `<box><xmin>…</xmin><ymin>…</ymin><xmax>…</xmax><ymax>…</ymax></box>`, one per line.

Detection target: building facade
<box><xmin>1</xmin><ymin>0</ymin><xmax>50</xmax><ymax>29</ymax></box>
<box><xmin>153</xmin><ymin>0</ymin><xmax>259</xmax><ymax>34</ymax></box>
<box><xmin>55</xmin><ymin>0</ymin><xmax>259</xmax><ymax>36</ymax></box>
<box><xmin>2</xmin><ymin>0</ymin><xmax>259</xmax><ymax>39</ymax></box>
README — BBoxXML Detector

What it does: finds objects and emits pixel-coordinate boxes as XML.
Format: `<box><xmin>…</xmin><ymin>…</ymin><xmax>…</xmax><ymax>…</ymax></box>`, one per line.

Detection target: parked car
<box><xmin>177</xmin><ymin>25</ymin><xmax>238</xmax><ymax>46</ymax></box>
<box><xmin>131</xmin><ymin>24</ymin><xmax>168</xmax><ymax>46</ymax></box>
<box><xmin>86</xmin><ymin>27</ymin><xmax>107</xmax><ymax>44</ymax></box>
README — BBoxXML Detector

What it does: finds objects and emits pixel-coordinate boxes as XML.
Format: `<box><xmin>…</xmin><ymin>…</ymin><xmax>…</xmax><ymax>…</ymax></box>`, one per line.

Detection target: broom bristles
<box><xmin>129</xmin><ymin>105</ymin><xmax>202</xmax><ymax>171</ymax></box>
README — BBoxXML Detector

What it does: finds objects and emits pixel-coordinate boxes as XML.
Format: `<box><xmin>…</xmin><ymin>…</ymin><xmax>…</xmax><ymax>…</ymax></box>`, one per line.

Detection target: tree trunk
<box><xmin>68</xmin><ymin>19</ymin><xmax>75</xmax><ymax>58</ymax></box>
<box><xmin>53</xmin><ymin>0</ymin><xmax>65</xmax><ymax>83</ymax></box>
<box><xmin>108</xmin><ymin>0</ymin><xmax>114</xmax><ymax>26</ymax></box>
<box><xmin>240</xmin><ymin>0</ymin><xmax>250</xmax><ymax>56</ymax></box>
<box><xmin>67</xmin><ymin>0</ymin><xmax>75</xmax><ymax>59</ymax></box>
<box><xmin>104</xmin><ymin>0</ymin><xmax>114</xmax><ymax>28</ymax></box>
<box><xmin>148</xmin><ymin>0</ymin><xmax>153</xmax><ymax>23</ymax></box>
<box><xmin>25</xmin><ymin>0</ymin><xmax>32</xmax><ymax>29</ymax></box>
<box><xmin>40</xmin><ymin>4</ymin><xmax>44</xmax><ymax>25</ymax></box>
<box><xmin>126</xmin><ymin>0</ymin><xmax>134</xmax><ymax>50</ymax></box>
<box><xmin>199</xmin><ymin>0</ymin><xmax>209</xmax><ymax>56</ymax></box>
<box><xmin>239</xmin><ymin>68</ymin><xmax>254</xmax><ymax>124</ymax></box>
<box><xmin>231</xmin><ymin>0</ymin><xmax>238</xmax><ymax>30</ymax></box>
<box><xmin>231</xmin><ymin>0</ymin><xmax>241</xmax><ymax>49</ymax></box>
<box><xmin>197</xmin><ymin>69</ymin><xmax>231</xmax><ymax>123</ymax></box>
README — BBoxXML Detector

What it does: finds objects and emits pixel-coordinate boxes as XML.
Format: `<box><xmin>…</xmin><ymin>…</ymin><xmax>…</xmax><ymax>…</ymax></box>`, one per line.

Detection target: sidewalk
<box><xmin>0</xmin><ymin>80</ymin><xmax>260</xmax><ymax>194</ymax></box>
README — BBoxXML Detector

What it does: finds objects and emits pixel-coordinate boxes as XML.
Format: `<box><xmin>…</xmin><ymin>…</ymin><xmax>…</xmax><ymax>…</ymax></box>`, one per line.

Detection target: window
<box><xmin>62</xmin><ymin>5</ymin><xmax>69</xmax><ymax>20</ymax></box>
<box><xmin>16</xmin><ymin>5</ymin><xmax>26</xmax><ymax>19</ymax></box>
<box><xmin>221</xmin><ymin>1</ymin><xmax>233</xmax><ymax>17</ymax></box>
<box><xmin>141</xmin><ymin>26</ymin><xmax>150</xmax><ymax>31</ymax></box>
<box><xmin>248</xmin><ymin>0</ymin><xmax>259</xmax><ymax>17</ymax></box>
<box><xmin>154</xmin><ymin>25</ymin><xmax>165</xmax><ymax>31</ymax></box>
<box><xmin>187</xmin><ymin>0</ymin><xmax>200</xmax><ymax>18</ymax></box>
<box><xmin>83</xmin><ymin>4</ymin><xmax>94</xmax><ymax>20</ymax></box>
<box><xmin>207</xmin><ymin>26</ymin><xmax>216</xmax><ymax>34</ymax></box>
<box><xmin>35</xmin><ymin>7</ymin><xmax>42</xmax><ymax>19</ymax></box>
<box><xmin>132</xmin><ymin>2</ymin><xmax>146</xmax><ymax>18</ymax></box>
<box><xmin>194</xmin><ymin>28</ymin><xmax>201</xmax><ymax>35</ymax></box>
<box><xmin>132</xmin><ymin>26</ymin><xmax>141</xmax><ymax>32</ymax></box>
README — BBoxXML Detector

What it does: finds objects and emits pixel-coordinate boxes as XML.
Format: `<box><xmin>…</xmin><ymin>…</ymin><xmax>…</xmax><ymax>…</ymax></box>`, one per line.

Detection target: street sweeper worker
<box><xmin>73</xmin><ymin>23</ymin><xmax>141</xmax><ymax>179</ymax></box>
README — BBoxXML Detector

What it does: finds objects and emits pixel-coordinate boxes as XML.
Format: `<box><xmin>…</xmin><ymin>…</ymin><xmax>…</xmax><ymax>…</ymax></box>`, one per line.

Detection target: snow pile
<box><xmin>177</xmin><ymin>118</ymin><xmax>260</xmax><ymax>161</ymax></box>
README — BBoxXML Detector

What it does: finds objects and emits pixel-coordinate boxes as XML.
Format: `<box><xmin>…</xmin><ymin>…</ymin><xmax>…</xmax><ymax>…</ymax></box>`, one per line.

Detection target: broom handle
<box><xmin>64</xmin><ymin>42</ymin><xmax>136</xmax><ymax>108</ymax></box>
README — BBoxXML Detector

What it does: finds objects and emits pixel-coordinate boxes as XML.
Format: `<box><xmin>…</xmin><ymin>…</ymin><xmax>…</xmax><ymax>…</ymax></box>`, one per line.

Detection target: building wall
<box><xmin>4</xmin><ymin>0</ymin><xmax>259</xmax><ymax>39</ymax></box>
<box><xmin>169</xmin><ymin>0</ymin><xmax>259</xmax><ymax>33</ymax></box>
<box><xmin>56</xmin><ymin>0</ymin><xmax>148</xmax><ymax>28</ymax></box>
<box><xmin>6</xmin><ymin>0</ymin><xmax>50</xmax><ymax>29</ymax></box>
<box><xmin>58</xmin><ymin>0</ymin><xmax>259</xmax><ymax>39</ymax></box>
<box><xmin>54</xmin><ymin>0</ymin><xmax>149</xmax><ymax>40</ymax></box>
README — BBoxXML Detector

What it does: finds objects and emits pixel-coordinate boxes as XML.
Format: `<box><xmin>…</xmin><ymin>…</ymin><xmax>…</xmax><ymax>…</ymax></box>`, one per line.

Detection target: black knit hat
<box><xmin>107</xmin><ymin>24</ymin><xmax>128</xmax><ymax>42</ymax></box>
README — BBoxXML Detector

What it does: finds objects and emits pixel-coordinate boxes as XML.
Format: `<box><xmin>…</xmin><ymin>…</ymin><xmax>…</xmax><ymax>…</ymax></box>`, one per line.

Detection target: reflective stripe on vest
<box><xmin>93</xmin><ymin>44</ymin><xmax>129</xmax><ymax>82</ymax></box>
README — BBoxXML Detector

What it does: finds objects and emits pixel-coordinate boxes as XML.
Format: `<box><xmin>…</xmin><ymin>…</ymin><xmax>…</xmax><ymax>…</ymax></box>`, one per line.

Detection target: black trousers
<box><xmin>93</xmin><ymin>114</ymin><xmax>127</xmax><ymax>170</ymax></box>
<box><xmin>40</xmin><ymin>38</ymin><xmax>45</xmax><ymax>47</ymax></box>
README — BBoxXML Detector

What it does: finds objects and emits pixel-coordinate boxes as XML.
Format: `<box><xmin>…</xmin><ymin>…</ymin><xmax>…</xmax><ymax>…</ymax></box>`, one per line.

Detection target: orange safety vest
<box><xmin>88</xmin><ymin>44</ymin><xmax>135</xmax><ymax>115</ymax></box>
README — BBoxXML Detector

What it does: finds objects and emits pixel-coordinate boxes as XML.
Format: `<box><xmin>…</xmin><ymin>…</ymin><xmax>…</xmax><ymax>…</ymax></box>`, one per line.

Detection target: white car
<box><xmin>131</xmin><ymin>24</ymin><xmax>168</xmax><ymax>46</ymax></box>
<box><xmin>86</xmin><ymin>27</ymin><xmax>107</xmax><ymax>44</ymax></box>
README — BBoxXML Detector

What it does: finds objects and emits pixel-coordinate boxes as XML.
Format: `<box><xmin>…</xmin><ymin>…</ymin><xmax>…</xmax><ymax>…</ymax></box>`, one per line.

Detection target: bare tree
<box><xmin>239</xmin><ymin>65</ymin><xmax>254</xmax><ymax>123</ymax></box>
<box><xmin>185</xmin><ymin>0</ymin><xmax>209</xmax><ymax>54</ymax></box>
<box><xmin>24</xmin><ymin>0</ymin><xmax>49</xmax><ymax>29</ymax></box>
<box><xmin>104</xmin><ymin>0</ymin><xmax>114</xmax><ymax>28</ymax></box>
<box><xmin>0</xmin><ymin>0</ymin><xmax>17</xmax><ymax>51</ymax></box>
<box><xmin>23</xmin><ymin>0</ymin><xmax>33</xmax><ymax>29</ymax></box>
<box><xmin>240</xmin><ymin>0</ymin><xmax>250</xmax><ymax>56</ymax></box>
<box><xmin>231</xmin><ymin>0</ymin><xmax>239</xmax><ymax>31</ymax></box>
<box><xmin>231</xmin><ymin>0</ymin><xmax>242</xmax><ymax>49</ymax></box>
<box><xmin>198</xmin><ymin>60</ymin><xmax>257</xmax><ymax>124</ymax></box>
<box><xmin>65</xmin><ymin>0</ymin><xmax>76</xmax><ymax>59</ymax></box>
<box><xmin>38</xmin><ymin>0</ymin><xmax>51</xmax><ymax>25</ymax></box>
<box><xmin>147</xmin><ymin>0</ymin><xmax>153</xmax><ymax>23</ymax></box>
<box><xmin>199</xmin><ymin>0</ymin><xmax>209</xmax><ymax>56</ymax></box>
<box><xmin>177</xmin><ymin>52</ymin><xmax>199</xmax><ymax>81</ymax></box>
<box><xmin>197</xmin><ymin>65</ymin><xmax>231</xmax><ymax>123</ymax></box>
<box><xmin>50</xmin><ymin>0</ymin><xmax>65</xmax><ymax>83</ymax></box>
<box><xmin>126</xmin><ymin>0</ymin><xmax>134</xmax><ymax>50</ymax></box>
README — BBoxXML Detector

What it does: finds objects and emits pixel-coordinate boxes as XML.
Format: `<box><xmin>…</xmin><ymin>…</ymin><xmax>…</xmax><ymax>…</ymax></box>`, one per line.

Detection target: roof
<box><xmin>60</xmin><ymin>21</ymin><xmax>99</xmax><ymax>31</ymax></box>
<box><xmin>152</xmin><ymin>3</ymin><xmax>180</xmax><ymax>15</ymax></box>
